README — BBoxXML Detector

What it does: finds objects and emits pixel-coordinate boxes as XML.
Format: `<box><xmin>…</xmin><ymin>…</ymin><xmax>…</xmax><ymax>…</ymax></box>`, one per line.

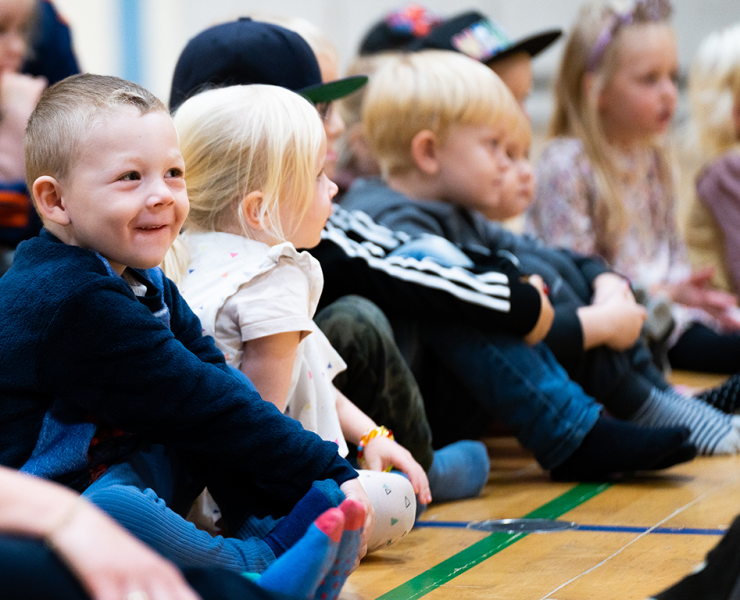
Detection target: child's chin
<box><xmin>131</xmin><ymin>256</ymin><xmax>168</xmax><ymax>271</ymax></box>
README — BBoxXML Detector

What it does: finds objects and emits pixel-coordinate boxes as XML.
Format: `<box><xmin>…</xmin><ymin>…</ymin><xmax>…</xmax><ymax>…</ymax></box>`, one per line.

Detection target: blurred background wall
<box><xmin>52</xmin><ymin>0</ymin><xmax>740</xmax><ymax>120</ymax></box>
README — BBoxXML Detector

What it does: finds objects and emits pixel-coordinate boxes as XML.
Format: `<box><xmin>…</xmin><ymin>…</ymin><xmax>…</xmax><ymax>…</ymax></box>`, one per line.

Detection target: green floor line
<box><xmin>377</xmin><ymin>482</ymin><xmax>612</xmax><ymax>600</ymax></box>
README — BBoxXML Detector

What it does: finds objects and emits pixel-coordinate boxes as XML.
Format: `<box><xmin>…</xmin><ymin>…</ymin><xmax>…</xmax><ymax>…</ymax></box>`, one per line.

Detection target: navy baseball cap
<box><xmin>170</xmin><ymin>18</ymin><xmax>367</xmax><ymax>110</ymax></box>
<box><xmin>409</xmin><ymin>11</ymin><xmax>561</xmax><ymax>65</ymax></box>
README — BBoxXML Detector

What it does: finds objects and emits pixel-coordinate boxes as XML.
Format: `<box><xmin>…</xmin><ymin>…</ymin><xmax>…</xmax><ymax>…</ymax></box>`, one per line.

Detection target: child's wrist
<box><xmin>357</xmin><ymin>426</ymin><xmax>394</xmax><ymax>471</ymax></box>
<box><xmin>44</xmin><ymin>496</ymin><xmax>85</xmax><ymax>554</ymax></box>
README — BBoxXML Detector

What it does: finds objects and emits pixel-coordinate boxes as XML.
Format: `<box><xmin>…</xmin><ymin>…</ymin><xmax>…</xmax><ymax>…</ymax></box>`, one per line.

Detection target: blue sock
<box><xmin>265</xmin><ymin>480</ymin><xmax>345</xmax><ymax>558</ymax></box>
<box><xmin>315</xmin><ymin>499</ymin><xmax>365</xmax><ymax>600</ymax></box>
<box><xmin>426</xmin><ymin>440</ymin><xmax>490</xmax><ymax>503</ymax></box>
<box><xmin>257</xmin><ymin>508</ymin><xmax>344</xmax><ymax>600</ymax></box>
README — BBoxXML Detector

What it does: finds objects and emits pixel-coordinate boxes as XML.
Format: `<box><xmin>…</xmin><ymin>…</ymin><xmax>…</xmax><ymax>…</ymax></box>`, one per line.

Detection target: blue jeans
<box><xmin>83</xmin><ymin>444</ymin><xmax>277</xmax><ymax>573</ymax></box>
<box><xmin>396</xmin><ymin>322</ymin><xmax>601</xmax><ymax>469</ymax></box>
<box><xmin>391</xmin><ymin>236</ymin><xmax>601</xmax><ymax>469</ymax></box>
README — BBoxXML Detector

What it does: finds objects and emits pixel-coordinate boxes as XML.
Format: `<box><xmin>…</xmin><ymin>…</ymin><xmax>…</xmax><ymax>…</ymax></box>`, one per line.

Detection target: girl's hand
<box><xmin>49</xmin><ymin>499</ymin><xmax>201</xmax><ymax>600</ymax></box>
<box><xmin>339</xmin><ymin>478</ymin><xmax>374</xmax><ymax>561</ymax></box>
<box><xmin>362</xmin><ymin>435</ymin><xmax>432</xmax><ymax>505</ymax></box>
<box><xmin>668</xmin><ymin>267</ymin><xmax>740</xmax><ymax>331</ymax></box>
<box><xmin>523</xmin><ymin>274</ymin><xmax>554</xmax><ymax>346</ymax></box>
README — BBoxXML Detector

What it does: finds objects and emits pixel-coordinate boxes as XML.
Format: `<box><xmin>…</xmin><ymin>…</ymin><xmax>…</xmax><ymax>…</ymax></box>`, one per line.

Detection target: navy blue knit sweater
<box><xmin>0</xmin><ymin>230</ymin><xmax>356</xmax><ymax>502</ymax></box>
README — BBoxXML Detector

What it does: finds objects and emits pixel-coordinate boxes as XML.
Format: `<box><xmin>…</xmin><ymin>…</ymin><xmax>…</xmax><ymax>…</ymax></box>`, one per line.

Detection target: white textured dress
<box><xmin>180</xmin><ymin>231</ymin><xmax>348</xmax><ymax>457</ymax></box>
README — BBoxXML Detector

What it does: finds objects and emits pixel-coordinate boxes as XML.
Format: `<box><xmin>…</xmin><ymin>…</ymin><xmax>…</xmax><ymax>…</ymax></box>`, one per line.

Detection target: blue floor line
<box><xmin>416</xmin><ymin>521</ymin><xmax>727</xmax><ymax>536</ymax></box>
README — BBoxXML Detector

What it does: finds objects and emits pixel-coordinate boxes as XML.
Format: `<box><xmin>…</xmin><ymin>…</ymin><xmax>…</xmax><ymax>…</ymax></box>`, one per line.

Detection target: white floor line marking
<box><xmin>536</xmin><ymin>473</ymin><xmax>740</xmax><ymax>600</ymax></box>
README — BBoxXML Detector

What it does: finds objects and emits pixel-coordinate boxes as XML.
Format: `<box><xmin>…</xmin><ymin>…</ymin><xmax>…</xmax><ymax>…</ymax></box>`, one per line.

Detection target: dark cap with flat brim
<box><xmin>408</xmin><ymin>11</ymin><xmax>561</xmax><ymax>65</ymax></box>
<box><xmin>169</xmin><ymin>18</ymin><xmax>367</xmax><ymax>111</ymax></box>
<box><xmin>359</xmin><ymin>4</ymin><xmax>443</xmax><ymax>55</ymax></box>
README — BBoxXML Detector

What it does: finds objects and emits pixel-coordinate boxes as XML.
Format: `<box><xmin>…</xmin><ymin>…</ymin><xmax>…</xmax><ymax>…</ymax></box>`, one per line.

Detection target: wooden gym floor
<box><xmin>345</xmin><ymin>372</ymin><xmax>738</xmax><ymax>600</ymax></box>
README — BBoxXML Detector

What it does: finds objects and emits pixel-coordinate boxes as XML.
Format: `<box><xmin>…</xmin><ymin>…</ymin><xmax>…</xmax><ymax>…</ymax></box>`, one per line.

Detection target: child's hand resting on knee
<box><xmin>591</xmin><ymin>273</ymin><xmax>633</xmax><ymax>305</ymax></box>
<box><xmin>572</xmin><ymin>273</ymin><xmax>646</xmax><ymax>351</ymax></box>
<box><xmin>579</xmin><ymin>278</ymin><xmax>647</xmax><ymax>352</ymax></box>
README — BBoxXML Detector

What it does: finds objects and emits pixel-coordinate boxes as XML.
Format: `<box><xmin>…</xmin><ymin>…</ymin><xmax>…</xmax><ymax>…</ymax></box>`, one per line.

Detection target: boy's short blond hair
<box><xmin>362</xmin><ymin>50</ymin><xmax>520</xmax><ymax>177</ymax></box>
<box><xmin>25</xmin><ymin>73</ymin><xmax>166</xmax><ymax>192</ymax></box>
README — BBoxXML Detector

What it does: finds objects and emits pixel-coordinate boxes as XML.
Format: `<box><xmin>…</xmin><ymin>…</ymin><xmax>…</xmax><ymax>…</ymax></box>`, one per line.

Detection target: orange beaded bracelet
<box><xmin>356</xmin><ymin>426</ymin><xmax>395</xmax><ymax>471</ymax></box>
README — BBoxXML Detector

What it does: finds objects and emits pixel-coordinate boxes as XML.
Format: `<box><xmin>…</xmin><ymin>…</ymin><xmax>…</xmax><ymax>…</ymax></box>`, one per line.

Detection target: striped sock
<box><xmin>695</xmin><ymin>373</ymin><xmax>740</xmax><ymax>414</ymax></box>
<box><xmin>631</xmin><ymin>388</ymin><xmax>740</xmax><ymax>455</ymax></box>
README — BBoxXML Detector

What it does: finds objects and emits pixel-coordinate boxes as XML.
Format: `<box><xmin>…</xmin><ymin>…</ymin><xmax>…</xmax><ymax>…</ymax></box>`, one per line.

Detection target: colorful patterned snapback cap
<box><xmin>409</xmin><ymin>11</ymin><xmax>562</xmax><ymax>65</ymax></box>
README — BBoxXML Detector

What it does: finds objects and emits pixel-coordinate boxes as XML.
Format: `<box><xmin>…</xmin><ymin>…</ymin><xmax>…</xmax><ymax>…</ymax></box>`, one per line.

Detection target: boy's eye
<box><xmin>118</xmin><ymin>172</ymin><xmax>141</xmax><ymax>181</ymax></box>
<box><xmin>641</xmin><ymin>72</ymin><xmax>660</xmax><ymax>85</ymax></box>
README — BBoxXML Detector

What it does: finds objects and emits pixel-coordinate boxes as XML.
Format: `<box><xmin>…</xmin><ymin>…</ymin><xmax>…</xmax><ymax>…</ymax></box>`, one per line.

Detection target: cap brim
<box><xmin>485</xmin><ymin>30</ymin><xmax>562</xmax><ymax>64</ymax></box>
<box><xmin>299</xmin><ymin>75</ymin><xmax>368</xmax><ymax>104</ymax></box>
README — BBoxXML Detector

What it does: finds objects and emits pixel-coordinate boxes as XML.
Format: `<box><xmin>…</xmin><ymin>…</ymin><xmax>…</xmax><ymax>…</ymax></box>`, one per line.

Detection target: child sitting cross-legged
<box><xmin>0</xmin><ymin>73</ymin><xmax>374</xmax><ymax>581</ymax></box>
<box><xmin>164</xmin><ymin>84</ymin><xmax>424</xmax><ymax>552</ymax></box>
<box><xmin>341</xmin><ymin>49</ymin><xmax>740</xmax><ymax>457</ymax></box>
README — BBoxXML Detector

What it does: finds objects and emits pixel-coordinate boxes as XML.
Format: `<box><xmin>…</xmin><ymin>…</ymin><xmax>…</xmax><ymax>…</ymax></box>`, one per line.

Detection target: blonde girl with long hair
<box><xmin>684</xmin><ymin>24</ymin><xmax>740</xmax><ymax>296</ymax></box>
<box><xmin>165</xmin><ymin>84</ymin><xmax>426</xmax><ymax>554</ymax></box>
<box><xmin>525</xmin><ymin>0</ymin><xmax>740</xmax><ymax>375</ymax></box>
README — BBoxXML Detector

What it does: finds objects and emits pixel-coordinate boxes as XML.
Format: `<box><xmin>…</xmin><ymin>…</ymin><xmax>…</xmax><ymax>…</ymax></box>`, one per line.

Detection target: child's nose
<box><xmin>147</xmin><ymin>178</ymin><xmax>176</xmax><ymax>206</ymax></box>
<box><xmin>328</xmin><ymin>178</ymin><xmax>339</xmax><ymax>199</ymax></box>
<box><xmin>661</xmin><ymin>76</ymin><xmax>678</xmax><ymax>100</ymax></box>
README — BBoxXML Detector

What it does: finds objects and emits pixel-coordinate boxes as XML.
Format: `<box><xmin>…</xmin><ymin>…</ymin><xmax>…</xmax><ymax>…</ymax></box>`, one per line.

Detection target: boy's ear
<box><xmin>410</xmin><ymin>130</ymin><xmax>440</xmax><ymax>176</ymax></box>
<box><xmin>32</xmin><ymin>176</ymin><xmax>71</xmax><ymax>226</ymax></box>
<box><xmin>241</xmin><ymin>191</ymin><xmax>265</xmax><ymax>231</ymax></box>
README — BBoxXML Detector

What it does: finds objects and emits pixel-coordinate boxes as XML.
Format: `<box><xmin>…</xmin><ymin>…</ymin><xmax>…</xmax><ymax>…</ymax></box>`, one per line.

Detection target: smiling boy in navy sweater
<box><xmin>0</xmin><ymin>73</ymin><xmax>371</xmax><ymax>573</ymax></box>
